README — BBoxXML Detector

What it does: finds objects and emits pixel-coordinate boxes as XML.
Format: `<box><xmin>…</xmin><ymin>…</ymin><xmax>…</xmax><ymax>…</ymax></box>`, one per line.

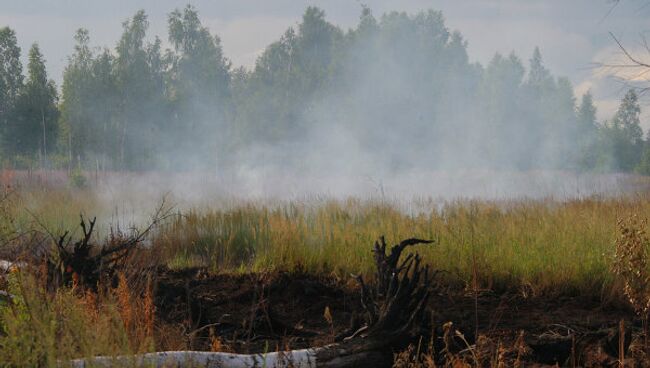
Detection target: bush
<box><xmin>613</xmin><ymin>215</ymin><xmax>650</xmax><ymax>350</ymax></box>
<box><xmin>68</xmin><ymin>168</ymin><xmax>87</xmax><ymax>189</ymax></box>
<box><xmin>636</xmin><ymin>147</ymin><xmax>650</xmax><ymax>176</ymax></box>
<box><xmin>0</xmin><ymin>272</ymin><xmax>154</xmax><ymax>365</ymax></box>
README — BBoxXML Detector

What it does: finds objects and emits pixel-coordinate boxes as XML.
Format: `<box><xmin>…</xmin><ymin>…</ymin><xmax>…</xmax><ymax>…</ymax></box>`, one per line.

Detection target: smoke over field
<box><xmin>2</xmin><ymin>4</ymin><xmax>650</xmax><ymax>186</ymax></box>
<box><xmin>5</xmin><ymin>2</ymin><xmax>650</xmax><ymax>367</ymax></box>
<box><xmin>7</xmin><ymin>169</ymin><xmax>650</xmax><ymax>208</ymax></box>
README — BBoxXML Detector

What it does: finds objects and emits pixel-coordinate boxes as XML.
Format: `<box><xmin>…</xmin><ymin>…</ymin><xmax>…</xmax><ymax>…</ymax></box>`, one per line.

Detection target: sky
<box><xmin>2</xmin><ymin>0</ymin><xmax>650</xmax><ymax>124</ymax></box>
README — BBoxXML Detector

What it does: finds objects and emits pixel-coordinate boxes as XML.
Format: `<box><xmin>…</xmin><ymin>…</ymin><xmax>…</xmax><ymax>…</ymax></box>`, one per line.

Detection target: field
<box><xmin>1</xmin><ymin>171</ymin><xmax>650</xmax><ymax>366</ymax></box>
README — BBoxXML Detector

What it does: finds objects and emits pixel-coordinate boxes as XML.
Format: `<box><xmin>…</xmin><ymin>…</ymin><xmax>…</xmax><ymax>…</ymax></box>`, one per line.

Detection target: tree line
<box><xmin>0</xmin><ymin>5</ymin><xmax>648</xmax><ymax>174</ymax></box>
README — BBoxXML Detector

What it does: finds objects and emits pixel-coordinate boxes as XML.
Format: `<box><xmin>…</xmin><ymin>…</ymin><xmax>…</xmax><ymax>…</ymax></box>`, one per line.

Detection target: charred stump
<box><xmin>314</xmin><ymin>236</ymin><xmax>436</xmax><ymax>366</ymax></box>
<box><xmin>47</xmin><ymin>215</ymin><xmax>150</xmax><ymax>291</ymax></box>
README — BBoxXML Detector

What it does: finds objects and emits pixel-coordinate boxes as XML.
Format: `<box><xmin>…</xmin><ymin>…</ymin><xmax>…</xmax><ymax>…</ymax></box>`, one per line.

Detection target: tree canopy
<box><xmin>0</xmin><ymin>6</ymin><xmax>647</xmax><ymax>174</ymax></box>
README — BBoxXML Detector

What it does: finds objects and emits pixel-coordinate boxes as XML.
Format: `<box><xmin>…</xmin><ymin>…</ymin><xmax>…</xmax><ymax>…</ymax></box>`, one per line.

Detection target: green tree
<box><xmin>295</xmin><ymin>7</ymin><xmax>341</xmax><ymax>93</ymax></box>
<box><xmin>635</xmin><ymin>141</ymin><xmax>650</xmax><ymax>175</ymax></box>
<box><xmin>89</xmin><ymin>48</ymin><xmax>119</xmax><ymax>167</ymax></box>
<box><xmin>60</xmin><ymin>29</ymin><xmax>98</xmax><ymax>167</ymax></box>
<box><xmin>548</xmin><ymin>76</ymin><xmax>578</xmax><ymax>167</ymax></box>
<box><xmin>111</xmin><ymin>10</ymin><xmax>168</xmax><ymax>169</ymax></box>
<box><xmin>9</xmin><ymin>5</ymin><xmax>645</xmax><ymax>175</ymax></box>
<box><xmin>609</xmin><ymin>89</ymin><xmax>643</xmax><ymax>171</ymax></box>
<box><xmin>0</xmin><ymin>27</ymin><xmax>24</xmax><ymax>155</ymax></box>
<box><xmin>168</xmin><ymin>5</ymin><xmax>230</xmax><ymax>101</ymax></box>
<box><xmin>115</xmin><ymin>10</ymin><xmax>151</xmax><ymax>168</ymax></box>
<box><xmin>520</xmin><ymin>47</ymin><xmax>556</xmax><ymax>168</ymax></box>
<box><xmin>575</xmin><ymin>91</ymin><xmax>599</xmax><ymax>170</ymax></box>
<box><xmin>577</xmin><ymin>91</ymin><xmax>597</xmax><ymax>132</ymax></box>
<box><xmin>7</xmin><ymin>44</ymin><xmax>58</xmax><ymax>163</ymax></box>
<box><xmin>167</xmin><ymin>5</ymin><xmax>231</xmax><ymax>168</ymax></box>
<box><xmin>477</xmin><ymin>52</ymin><xmax>526</xmax><ymax>167</ymax></box>
<box><xmin>526</xmin><ymin>47</ymin><xmax>553</xmax><ymax>92</ymax></box>
<box><xmin>235</xmin><ymin>7</ymin><xmax>344</xmax><ymax>148</ymax></box>
<box><xmin>613</xmin><ymin>90</ymin><xmax>643</xmax><ymax>142</ymax></box>
<box><xmin>350</xmin><ymin>9</ymin><xmax>476</xmax><ymax>169</ymax></box>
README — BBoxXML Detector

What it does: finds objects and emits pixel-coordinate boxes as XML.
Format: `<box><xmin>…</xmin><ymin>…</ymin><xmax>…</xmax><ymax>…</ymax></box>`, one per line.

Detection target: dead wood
<box><xmin>47</xmin><ymin>200</ymin><xmax>171</xmax><ymax>291</ymax></box>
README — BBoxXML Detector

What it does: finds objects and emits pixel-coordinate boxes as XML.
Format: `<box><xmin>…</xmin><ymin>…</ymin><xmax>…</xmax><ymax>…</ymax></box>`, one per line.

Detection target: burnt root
<box><xmin>348</xmin><ymin>236</ymin><xmax>435</xmax><ymax>344</ymax></box>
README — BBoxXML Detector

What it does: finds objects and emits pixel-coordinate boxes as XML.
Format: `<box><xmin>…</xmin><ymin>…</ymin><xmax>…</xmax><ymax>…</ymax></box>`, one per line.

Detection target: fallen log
<box><xmin>70</xmin><ymin>347</ymin><xmax>386</xmax><ymax>368</ymax></box>
<box><xmin>70</xmin><ymin>237</ymin><xmax>435</xmax><ymax>368</ymax></box>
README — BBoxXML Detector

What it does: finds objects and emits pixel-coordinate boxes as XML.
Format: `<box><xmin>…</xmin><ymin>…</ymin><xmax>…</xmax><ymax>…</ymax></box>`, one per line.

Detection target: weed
<box><xmin>613</xmin><ymin>215</ymin><xmax>650</xmax><ymax>350</ymax></box>
<box><xmin>0</xmin><ymin>272</ymin><xmax>133</xmax><ymax>365</ymax></box>
<box><xmin>68</xmin><ymin>168</ymin><xmax>87</xmax><ymax>189</ymax></box>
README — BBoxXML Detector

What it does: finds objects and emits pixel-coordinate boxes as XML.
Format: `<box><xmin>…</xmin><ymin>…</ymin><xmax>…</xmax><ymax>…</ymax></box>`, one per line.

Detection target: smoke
<box><xmin>185</xmin><ymin>8</ymin><xmax>610</xmax><ymax>203</ymax></box>
<box><xmin>90</xmin><ymin>170</ymin><xmax>648</xmax><ymax>213</ymax></box>
<box><xmin>28</xmin><ymin>5</ymin><xmax>649</xmax><ymax>212</ymax></box>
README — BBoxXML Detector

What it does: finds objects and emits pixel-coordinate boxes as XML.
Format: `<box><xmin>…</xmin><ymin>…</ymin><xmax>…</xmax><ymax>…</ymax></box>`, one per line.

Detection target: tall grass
<box><xmin>0</xmin><ymin>272</ymin><xmax>152</xmax><ymax>366</ymax></box>
<box><xmin>0</xmin><ymin>186</ymin><xmax>646</xmax><ymax>363</ymax></box>
<box><xmin>3</xmin><ymin>186</ymin><xmax>647</xmax><ymax>296</ymax></box>
<box><xmin>155</xmin><ymin>196</ymin><xmax>647</xmax><ymax>296</ymax></box>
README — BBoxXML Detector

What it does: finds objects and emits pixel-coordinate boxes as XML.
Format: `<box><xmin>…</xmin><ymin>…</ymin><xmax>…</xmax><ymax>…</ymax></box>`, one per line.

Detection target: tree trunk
<box><xmin>70</xmin><ymin>346</ymin><xmax>390</xmax><ymax>368</ymax></box>
<box><xmin>41</xmin><ymin>107</ymin><xmax>47</xmax><ymax>169</ymax></box>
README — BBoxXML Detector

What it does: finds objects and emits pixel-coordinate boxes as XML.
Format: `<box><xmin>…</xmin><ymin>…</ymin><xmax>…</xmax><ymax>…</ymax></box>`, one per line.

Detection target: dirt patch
<box><xmin>153</xmin><ymin>268</ymin><xmax>640</xmax><ymax>366</ymax></box>
<box><xmin>154</xmin><ymin>269</ymin><xmax>360</xmax><ymax>353</ymax></box>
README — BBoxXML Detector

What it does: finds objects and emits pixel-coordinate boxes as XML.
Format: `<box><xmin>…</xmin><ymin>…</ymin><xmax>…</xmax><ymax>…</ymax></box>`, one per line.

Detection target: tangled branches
<box><xmin>46</xmin><ymin>200</ymin><xmax>173</xmax><ymax>291</ymax></box>
<box><xmin>353</xmin><ymin>236</ymin><xmax>435</xmax><ymax>341</ymax></box>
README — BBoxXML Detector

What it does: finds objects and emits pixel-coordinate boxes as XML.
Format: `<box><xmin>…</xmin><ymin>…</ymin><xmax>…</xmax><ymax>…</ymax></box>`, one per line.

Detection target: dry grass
<box><xmin>613</xmin><ymin>215</ymin><xmax>650</xmax><ymax>351</ymax></box>
<box><xmin>0</xmin><ymin>272</ymin><xmax>153</xmax><ymax>366</ymax></box>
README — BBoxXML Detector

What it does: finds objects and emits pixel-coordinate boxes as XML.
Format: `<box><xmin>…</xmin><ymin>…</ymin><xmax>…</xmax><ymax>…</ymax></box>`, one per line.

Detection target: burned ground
<box><xmin>152</xmin><ymin>267</ymin><xmax>639</xmax><ymax>366</ymax></box>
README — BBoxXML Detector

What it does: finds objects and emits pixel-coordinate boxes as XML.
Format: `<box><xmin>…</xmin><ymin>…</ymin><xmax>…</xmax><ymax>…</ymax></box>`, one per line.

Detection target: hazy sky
<box><xmin>2</xmin><ymin>0</ymin><xmax>650</xmax><ymax>123</ymax></box>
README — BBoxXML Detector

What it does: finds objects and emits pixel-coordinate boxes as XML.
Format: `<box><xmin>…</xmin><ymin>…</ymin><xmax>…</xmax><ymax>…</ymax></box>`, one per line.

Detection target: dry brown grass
<box><xmin>0</xmin><ymin>263</ymin><xmax>158</xmax><ymax>364</ymax></box>
<box><xmin>613</xmin><ymin>215</ymin><xmax>650</xmax><ymax>351</ymax></box>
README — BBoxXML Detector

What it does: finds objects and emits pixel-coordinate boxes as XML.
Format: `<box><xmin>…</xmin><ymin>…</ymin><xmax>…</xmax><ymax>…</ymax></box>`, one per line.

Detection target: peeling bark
<box><xmin>69</xmin><ymin>347</ymin><xmax>390</xmax><ymax>368</ymax></box>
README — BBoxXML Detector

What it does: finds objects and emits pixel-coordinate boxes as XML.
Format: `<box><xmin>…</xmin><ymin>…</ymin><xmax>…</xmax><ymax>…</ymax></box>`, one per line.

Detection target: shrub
<box><xmin>0</xmin><ymin>271</ymin><xmax>155</xmax><ymax>365</ymax></box>
<box><xmin>68</xmin><ymin>168</ymin><xmax>87</xmax><ymax>189</ymax></box>
<box><xmin>613</xmin><ymin>215</ymin><xmax>650</xmax><ymax>350</ymax></box>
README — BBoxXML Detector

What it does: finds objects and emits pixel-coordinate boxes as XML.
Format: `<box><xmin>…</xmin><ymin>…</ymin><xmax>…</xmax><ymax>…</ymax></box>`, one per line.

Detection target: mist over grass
<box><xmin>2</xmin><ymin>3</ymin><xmax>649</xmax><ymax>294</ymax></box>
<box><xmin>4</xmin><ymin>180</ymin><xmax>644</xmax><ymax>299</ymax></box>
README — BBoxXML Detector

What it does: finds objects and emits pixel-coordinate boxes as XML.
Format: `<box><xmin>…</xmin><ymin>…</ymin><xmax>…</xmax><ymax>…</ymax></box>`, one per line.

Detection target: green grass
<box><xmin>156</xmin><ymin>197</ymin><xmax>629</xmax><ymax>296</ymax></box>
<box><xmin>2</xmin><ymin>186</ymin><xmax>644</xmax><ymax>296</ymax></box>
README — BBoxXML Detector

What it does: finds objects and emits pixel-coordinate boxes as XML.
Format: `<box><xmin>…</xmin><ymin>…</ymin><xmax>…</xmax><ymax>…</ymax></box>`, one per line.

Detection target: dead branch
<box><xmin>609</xmin><ymin>32</ymin><xmax>650</xmax><ymax>69</ymax></box>
<box><xmin>47</xmin><ymin>198</ymin><xmax>174</xmax><ymax>291</ymax></box>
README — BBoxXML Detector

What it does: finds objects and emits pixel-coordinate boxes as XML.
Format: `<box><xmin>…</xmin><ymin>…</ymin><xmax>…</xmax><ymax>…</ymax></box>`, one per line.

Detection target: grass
<box><xmin>0</xmin><ymin>272</ymin><xmax>152</xmax><ymax>367</ymax></box>
<box><xmin>2</xmin><ymin>184</ymin><xmax>645</xmax><ymax>297</ymax></box>
<box><xmin>158</xmin><ymin>196</ymin><xmax>636</xmax><ymax>296</ymax></box>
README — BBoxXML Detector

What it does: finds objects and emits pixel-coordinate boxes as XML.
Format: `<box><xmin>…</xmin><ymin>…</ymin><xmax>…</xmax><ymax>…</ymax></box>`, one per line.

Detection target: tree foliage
<box><xmin>0</xmin><ymin>6</ymin><xmax>649</xmax><ymax>174</ymax></box>
<box><xmin>6</xmin><ymin>44</ymin><xmax>58</xmax><ymax>159</ymax></box>
<box><xmin>0</xmin><ymin>27</ymin><xmax>24</xmax><ymax>156</ymax></box>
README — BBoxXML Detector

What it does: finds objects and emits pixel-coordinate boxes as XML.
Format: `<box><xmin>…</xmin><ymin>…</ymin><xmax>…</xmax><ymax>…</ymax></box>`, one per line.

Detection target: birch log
<box><xmin>69</xmin><ymin>345</ymin><xmax>387</xmax><ymax>368</ymax></box>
